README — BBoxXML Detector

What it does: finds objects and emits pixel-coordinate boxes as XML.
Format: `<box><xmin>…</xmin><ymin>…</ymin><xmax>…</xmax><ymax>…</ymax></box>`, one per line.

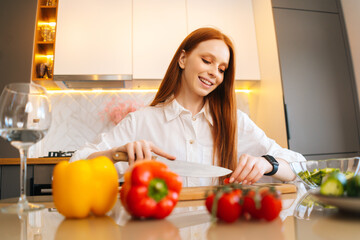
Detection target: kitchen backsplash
<box><xmin>29</xmin><ymin>92</ymin><xmax>250</xmax><ymax>158</ymax></box>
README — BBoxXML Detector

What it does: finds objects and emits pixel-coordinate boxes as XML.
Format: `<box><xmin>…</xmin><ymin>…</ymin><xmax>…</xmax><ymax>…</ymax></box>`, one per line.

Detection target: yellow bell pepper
<box><xmin>52</xmin><ymin>156</ymin><xmax>119</xmax><ymax>218</ymax></box>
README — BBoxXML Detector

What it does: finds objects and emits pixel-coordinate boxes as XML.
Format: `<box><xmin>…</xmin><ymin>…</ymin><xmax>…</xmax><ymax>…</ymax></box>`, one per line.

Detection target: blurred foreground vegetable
<box><xmin>299</xmin><ymin>168</ymin><xmax>354</xmax><ymax>186</ymax></box>
<box><xmin>52</xmin><ymin>156</ymin><xmax>119</xmax><ymax>218</ymax></box>
<box><xmin>206</xmin><ymin>185</ymin><xmax>282</xmax><ymax>223</ymax></box>
<box><xmin>120</xmin><ymin>160</ymin><xmax>182</xmax><ymax>219</ymax></box>
<box><xmin>320</xmin><ymin>173</ymin><xmax>360</xmax><ymax>197</ymax></box>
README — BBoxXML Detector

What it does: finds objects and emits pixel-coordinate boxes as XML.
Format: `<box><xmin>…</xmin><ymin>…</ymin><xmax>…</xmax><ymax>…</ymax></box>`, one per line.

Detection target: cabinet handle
<box><xmin>284</xmin><ymin>104</ymin><xmax>290</xmax><ymax>140</ymax></box>
<box><xmin>40</xmin><ymin>189</ymin><xmax>52</xmax><ymax>194</ymax></box>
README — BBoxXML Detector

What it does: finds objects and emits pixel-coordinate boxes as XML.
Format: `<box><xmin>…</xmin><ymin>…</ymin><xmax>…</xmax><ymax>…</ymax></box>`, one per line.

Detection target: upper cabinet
<box><xmin>133</xmin><ymin>0</ymin><xmax>187</xmax><ymax>79</ymax></box>
<box><xmin>187</xmin><ymin>0</ymin><xmax>260</xmax><ymax>80</ymax></box>
<box><xmin>32</xmin><ymin>0</ymin><xmax>59</xmax><ymax>89</ymax></box>
<box><xmin>54</xmin><ymin>0</ymin><xmax>132</xmax><ymax>75</ymax></box>
<box><xmin>48</xmin><ymin>0</ymin><xmax>259</xmax><ymax>82</ymax></box>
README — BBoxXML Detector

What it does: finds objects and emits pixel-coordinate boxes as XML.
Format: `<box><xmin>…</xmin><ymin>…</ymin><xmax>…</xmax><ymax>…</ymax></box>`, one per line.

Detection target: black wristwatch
<box><xmin>262</xmin><ymin>155</ymin><xmax>279</xmax><ymax>176</ymax></box>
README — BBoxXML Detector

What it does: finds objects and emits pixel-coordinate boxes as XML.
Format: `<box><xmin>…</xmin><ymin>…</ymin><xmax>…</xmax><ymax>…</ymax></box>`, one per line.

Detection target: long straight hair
<box><xmin>150</xmin><ymin>27</ymin><xmax>238</xmax><ymax>172</ymax></box>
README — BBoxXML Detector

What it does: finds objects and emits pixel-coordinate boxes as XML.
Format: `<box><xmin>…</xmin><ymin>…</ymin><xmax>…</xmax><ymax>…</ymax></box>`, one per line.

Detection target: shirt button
<box><xmin>189</xmin><ymin>139</ymin><xmax>195</xmax><ymax>144</ymax></box>
<box><xmin>192</xmin><ymin>117</ymin><xmax>196</xmax><ymax>121</ymax></box>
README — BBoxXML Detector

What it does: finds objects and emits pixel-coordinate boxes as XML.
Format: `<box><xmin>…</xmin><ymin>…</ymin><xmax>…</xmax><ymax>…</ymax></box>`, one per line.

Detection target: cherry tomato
<box><xmin>242</xmin><ymin>189</ymin><xmax>262</xmax><ymax>219</ymax></box>
<box><xmin>205</xmin><ymin>189</ymin><xmax>242</xmax><ymax>223</ymax></box>
<box><xmin>259</xmin><ymin>188</ymin><xmax>282</xmax><ymax>221</ymax></box>
<box><xmin>242</xmin><ymin>187</ymin><xmax>282</xmax><ymax>221</ymax></box>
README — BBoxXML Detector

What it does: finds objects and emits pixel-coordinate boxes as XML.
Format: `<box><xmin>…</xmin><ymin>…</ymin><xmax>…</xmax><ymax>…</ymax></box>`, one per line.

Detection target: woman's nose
<box><xmin>208</xmin><ymin>65</ymin><xmax>218</xmax><ymax>78</ymax></box>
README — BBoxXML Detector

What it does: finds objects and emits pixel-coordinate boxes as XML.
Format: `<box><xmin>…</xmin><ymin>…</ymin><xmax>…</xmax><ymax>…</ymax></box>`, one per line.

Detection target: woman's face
<box><xmin>178</xmin><ymin>39</ymin><xmax>230</xmax><ymax>98</ymax></box>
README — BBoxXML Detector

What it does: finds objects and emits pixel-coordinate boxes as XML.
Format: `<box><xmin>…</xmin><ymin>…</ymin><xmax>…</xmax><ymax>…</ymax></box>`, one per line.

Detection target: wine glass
<box><xmin>0</xmin><ymin>83</ymin><xmax>51</xmax><ymax>213</ymax></box>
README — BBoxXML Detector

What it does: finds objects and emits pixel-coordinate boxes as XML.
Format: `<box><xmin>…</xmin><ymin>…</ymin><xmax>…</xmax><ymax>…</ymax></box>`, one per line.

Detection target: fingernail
<box><xmin>243</xmin><ymin>180</ymin><xmax>247</xmax><ymax>184</ymax></box>
<box><xmin>229</xmin><ymin>177</ymin><xmax>234</xmax><ymax>183</ymax></box>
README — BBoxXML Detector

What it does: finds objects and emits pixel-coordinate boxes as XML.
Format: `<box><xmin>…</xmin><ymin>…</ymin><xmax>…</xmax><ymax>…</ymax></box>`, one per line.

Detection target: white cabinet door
<box><xmin>132</xmin><ymin>0</ymin><xmax>187</xmax><ymax>79</ymax></box>
<box><xmin>187</xmin><ymin>0</ymin><xmax>260</xmax><ymax>80</ymax></box>
<box><xmin>54</xmin><ymin>0</ymin><xmax>132</xmax><ymax>75</ymax></box>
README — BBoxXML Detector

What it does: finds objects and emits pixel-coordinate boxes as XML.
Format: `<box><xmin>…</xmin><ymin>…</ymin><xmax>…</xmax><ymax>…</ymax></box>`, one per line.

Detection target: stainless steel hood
<box><xmin>54</xmin><ymin>74</ymin><xmax>132</xmax><ymax>89</ymax></box>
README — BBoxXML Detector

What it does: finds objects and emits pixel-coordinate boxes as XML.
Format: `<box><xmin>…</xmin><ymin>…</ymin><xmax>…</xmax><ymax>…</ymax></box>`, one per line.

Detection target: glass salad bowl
<box><xmin>290</xmin><ymin>157</ymin><xmax>360</xmax><ymax>189</ymax></box>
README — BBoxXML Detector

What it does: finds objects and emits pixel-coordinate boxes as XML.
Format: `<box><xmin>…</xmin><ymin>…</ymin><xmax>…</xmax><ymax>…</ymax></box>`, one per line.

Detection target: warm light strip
<box><xmin>38</xmin><ymin>22</ymin><xmax>56</xmax><ymax>27</ymax></box>
<box><xmin>235</xmin><ymin>89</ymin><xmax>251</xmax><ymax>93</ymax></box>
<box><xmin>46</xmin><ymin>89</ymin><xmax>252</xmax><ymax>94</ymax></box>
<box><xmin>35</xmin><ymin>55</ymin><xmax>54</xmax><ymax>59</ymax></box>
<box><xmin>46</xmin><ymin>89</ymin><xmax>159</xmax><ymax>94</ymax></box>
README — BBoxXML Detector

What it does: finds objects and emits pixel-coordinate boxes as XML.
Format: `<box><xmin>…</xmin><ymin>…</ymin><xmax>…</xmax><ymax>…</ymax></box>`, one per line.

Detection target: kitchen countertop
<box><xmin>0</xmin><ymin>183</ymin><xmax>359</xmax><ymax>240</ymax></box>
<box><xmin>0</xmin><ymin>157</ymin><xmax>70</xmax><ymax>165</ymax></box>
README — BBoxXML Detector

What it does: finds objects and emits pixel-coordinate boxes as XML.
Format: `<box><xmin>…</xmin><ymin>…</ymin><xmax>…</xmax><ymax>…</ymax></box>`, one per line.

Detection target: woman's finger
<box><xmin>229</xmin><ymin>154</ymin><xmax>248</xmax><ymax>183</ymax></box>
<box><xmin>235</xmin><ymin>155</ymin><xmax>256</xmax><ymax>183</ymax></box>
<box><xmin>134</xmin><ymin>141</ymin><xmax>144</xmax><ymax>161</ymax></box>
<box><xmin>150</xmin><ymin>143</ymin><xmax>176</xmax><ymax>160</ymax></box>
<box><xmin>124</xmin><ymin>142</ymin><xmax>135</xmax><ymax>165</ymax></box>
<box><xmin>141</xmin><ymin>140</ymin><xmax>153</xmax><ymax>160</ymax></box>
<box><xmin>249</xmin><ymin>170</ymin><xmax>264</xmax><ymax>185</ymax></box>
<box><xmin>246</xmin><ymin>162</ymin><xmax>264</xmax><ymax>184</ymax></box>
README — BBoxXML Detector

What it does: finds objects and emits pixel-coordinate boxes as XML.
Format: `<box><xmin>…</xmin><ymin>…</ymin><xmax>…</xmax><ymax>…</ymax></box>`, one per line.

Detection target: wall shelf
<box><xmin>32</xmin><ymin>0</ymin><xmax>59</xmax><ymax>89</ymax></box>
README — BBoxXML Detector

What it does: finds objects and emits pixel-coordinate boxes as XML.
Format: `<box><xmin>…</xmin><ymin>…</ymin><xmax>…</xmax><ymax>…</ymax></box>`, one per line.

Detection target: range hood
<box><xmin>54</xmin><ymin>74</ymin><xmax>132</xmax><ymax>89</ymax></box>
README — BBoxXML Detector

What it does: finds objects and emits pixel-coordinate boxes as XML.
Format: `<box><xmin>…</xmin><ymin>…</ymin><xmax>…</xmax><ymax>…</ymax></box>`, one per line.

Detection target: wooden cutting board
<box><xmin>179</xmin><ymin>183</ymin><xmax>297</xmax><ymax>201</ymax></box>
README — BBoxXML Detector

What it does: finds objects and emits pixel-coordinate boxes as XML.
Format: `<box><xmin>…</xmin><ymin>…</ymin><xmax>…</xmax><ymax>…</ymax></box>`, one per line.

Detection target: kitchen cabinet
<box><xmin>187</xmin><ymin>0</ymin><xmax>260</xmax><ymax>80</ymax></box>
<box><xmin>272</xmin><ymin>0</ymin><xmax>360</xmax><ymax>159</ymax></box>
<box><xmin>0</xmin><ymin>166</ymin><xmax>34</xmax><ymax>200</ymax></box>
<box><xmin>31</xmin><ymin>0</ymin><xmax>59</xmax><ymax>89</ymax></box>
<box><xmin>51</xmin><ymin>0</ymin><xmax>259</xmax><ymax>81</ymax></box>
<box><xmin>0</xmin><ymin>164</ymin><xmax>55</xmax><ymax>200</ymax></box>
<box><xmin>132</xmin><ymin>0</ymin><xmax>187</xmax><ymax>79</ymax></box>
<box><xmin>54</xmin><ymin>0</ymin><xmax>132</xmax><ymax>76</ymax></box>
<box><xmin>0</xmin><ymin>0</ymin><xmax>37</xmax><ymax>158</ymax></box>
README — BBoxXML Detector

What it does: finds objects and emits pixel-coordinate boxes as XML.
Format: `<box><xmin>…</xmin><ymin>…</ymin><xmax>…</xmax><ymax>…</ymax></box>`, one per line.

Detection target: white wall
<box><xmin>30</xmin><ymin>92</ymin><xmax>251</xmax><ymax>157</ymax></box>
<box><xmin>251</xmin><ymin>0</ymin><xmax>288</xmax><ymax>148</ymax></box>
<box><xmin>341</xmin><ymin>0</ymin><xmax>360</xmax><ymax>104</ymax></box>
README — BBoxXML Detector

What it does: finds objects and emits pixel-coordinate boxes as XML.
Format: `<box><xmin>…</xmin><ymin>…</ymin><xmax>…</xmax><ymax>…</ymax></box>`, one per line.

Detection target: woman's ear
<box><xmin>178</xmin><ymin>50</ymin><xmax>186</xmax><ymax>69</ymax></box>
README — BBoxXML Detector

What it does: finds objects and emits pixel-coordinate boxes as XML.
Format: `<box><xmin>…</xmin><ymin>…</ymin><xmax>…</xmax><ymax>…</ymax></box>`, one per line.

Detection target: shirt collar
<box><xmin>163</xmin><ymin>98</ymin><xmax>213</xmax><ymax>126</ymax></box>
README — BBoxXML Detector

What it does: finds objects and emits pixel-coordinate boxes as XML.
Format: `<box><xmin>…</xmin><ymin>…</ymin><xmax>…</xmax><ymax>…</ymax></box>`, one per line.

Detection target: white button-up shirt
<box><xmin>71</xmin><ymin>99</ymin><xmax>305</xmax><ymax>186</ymax></box>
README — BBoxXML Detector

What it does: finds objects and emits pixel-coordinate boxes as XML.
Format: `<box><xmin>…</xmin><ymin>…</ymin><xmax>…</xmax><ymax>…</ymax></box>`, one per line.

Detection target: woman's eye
<box><xmin>202</xmin><ymin>58</ymin><xmax>211</xmax><ymax>64</ymax></box>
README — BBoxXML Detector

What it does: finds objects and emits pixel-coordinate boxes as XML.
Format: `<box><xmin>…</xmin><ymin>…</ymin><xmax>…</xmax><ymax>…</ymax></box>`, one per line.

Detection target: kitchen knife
<box><xmin>112</xmin><ymin>151</ymin><xmax>232</xmax><ymax>178</ymax></box>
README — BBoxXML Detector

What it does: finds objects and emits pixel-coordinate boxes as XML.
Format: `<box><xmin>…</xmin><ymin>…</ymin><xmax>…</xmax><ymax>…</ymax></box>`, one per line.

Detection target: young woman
<box><xmin>70</xmin><ymin>27</ymin><xmax>305</xmax><ymax>186</ymax></box>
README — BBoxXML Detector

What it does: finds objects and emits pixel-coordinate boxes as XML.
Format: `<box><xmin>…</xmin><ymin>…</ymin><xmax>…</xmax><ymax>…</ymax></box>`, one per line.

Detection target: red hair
<box><xmin>150</xmin><ymin>27</ymin><xmax>238</xmax><ymax>172</ymax></box>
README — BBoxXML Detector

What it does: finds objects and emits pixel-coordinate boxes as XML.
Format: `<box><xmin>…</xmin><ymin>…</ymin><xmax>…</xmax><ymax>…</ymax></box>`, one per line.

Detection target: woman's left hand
<box><xmin>228</xmin><ymin>154</ymin><xmax>273</xmax><ymax>185</ymax></box>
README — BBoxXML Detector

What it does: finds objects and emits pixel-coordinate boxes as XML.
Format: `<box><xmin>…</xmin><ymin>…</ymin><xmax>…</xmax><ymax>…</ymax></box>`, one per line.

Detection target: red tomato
<box><xmin>205</xmin><ymin>194</ymin><xmax>215</xmax><ymax>213</ymax></box>
<box><xmin>205</xmin><ymin>189</ymin><xmax>242</xmax><ymax>223</ymax></box>
<box><xmin>242</xmin><ymin>187</ymin><xmax>282</xmax><ymax>221</ymax></box>
<box><xmin>223</xmin><ymin>178</ymin><xmax>230</xmax><ymax>184</ymax></box>
<box><xmin>259</xmin><ymin>188</ymin><xmax>282</xmax><ymax>221</ymax></box>
<box><xmin>242</xmin><ymin>189</ymin><xmax>262</xmax><ymax>219</ymax></box>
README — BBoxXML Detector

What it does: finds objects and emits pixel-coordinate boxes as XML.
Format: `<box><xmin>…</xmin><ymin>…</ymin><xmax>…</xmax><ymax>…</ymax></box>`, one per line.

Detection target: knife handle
<box><xmin>112</xmin><ymin>151</ymin><xmax>129</xmax><ymax>162</ymax></box>
<box><xmin>112</xmin><ymin>151</ymin><xmax>157</xmax><ymax>162</ymax></box>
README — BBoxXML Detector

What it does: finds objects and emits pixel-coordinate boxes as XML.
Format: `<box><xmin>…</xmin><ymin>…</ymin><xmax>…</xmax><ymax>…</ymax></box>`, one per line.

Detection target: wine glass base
<box><xmin>0</xmin><ymin>202</ymin><xmax>45</xmax><ymax>214</ymax></box>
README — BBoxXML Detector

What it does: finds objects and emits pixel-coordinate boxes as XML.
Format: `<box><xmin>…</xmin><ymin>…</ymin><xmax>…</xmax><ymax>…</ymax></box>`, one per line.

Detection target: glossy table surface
<box><xmin>0</xmin><ymin>182</ymin><xmax>359</xmax><ymax>240</ymax></box>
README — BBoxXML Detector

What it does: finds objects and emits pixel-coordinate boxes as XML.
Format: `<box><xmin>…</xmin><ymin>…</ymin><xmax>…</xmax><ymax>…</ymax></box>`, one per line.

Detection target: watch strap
<box><xmin>262</xmin><ymin>155</ymin><xmax>279</xmax><ymax>176</ymax></box>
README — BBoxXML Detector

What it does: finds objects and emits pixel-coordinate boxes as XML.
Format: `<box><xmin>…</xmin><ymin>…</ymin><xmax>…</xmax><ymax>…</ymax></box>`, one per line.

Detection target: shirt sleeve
<box><xmin>236</xmin><ymin>110</ymin><xmax>306</xmax><ymax>163</ymax></box>
<box><xmin>69</xmin><ymin>112</ymin><xmax>137</xmax><ymax>175</ymax></box>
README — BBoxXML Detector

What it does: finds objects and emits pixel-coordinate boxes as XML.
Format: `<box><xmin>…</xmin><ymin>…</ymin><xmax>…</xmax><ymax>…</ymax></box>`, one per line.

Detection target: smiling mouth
<box><xmin>199</xmin><ymin>77</ymin><xmax>213</xmax><ymax>86</ymax></box>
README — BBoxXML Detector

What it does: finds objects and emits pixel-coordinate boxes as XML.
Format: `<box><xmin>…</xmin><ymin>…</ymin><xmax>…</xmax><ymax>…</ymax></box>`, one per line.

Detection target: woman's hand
<box><xmin>114</xmin><ymin>140</ymin><xmax>176</xmax><ymax>165</ymax></box>
<box><xmin>228</xmin><ymin>154</ymin><xmax>273</xmax><ymax>185</ymax></box>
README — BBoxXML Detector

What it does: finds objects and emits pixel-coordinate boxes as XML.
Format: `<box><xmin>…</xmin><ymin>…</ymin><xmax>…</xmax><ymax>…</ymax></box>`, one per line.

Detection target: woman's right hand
<box><xmin>114</xmin><ymin>140</ymin><xmax>176</xmax><ymax>165</ymax></box>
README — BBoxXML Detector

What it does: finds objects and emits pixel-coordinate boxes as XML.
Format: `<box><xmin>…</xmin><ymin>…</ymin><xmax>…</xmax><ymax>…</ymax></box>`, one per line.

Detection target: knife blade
<box><xmin>112</xmin><ymin>151</ymin><xmax>232</xmax><ymax>177</ymax></box>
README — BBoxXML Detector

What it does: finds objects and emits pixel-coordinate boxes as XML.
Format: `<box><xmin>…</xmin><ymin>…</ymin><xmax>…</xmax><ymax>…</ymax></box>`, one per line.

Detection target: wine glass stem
<box><xmin>19</xmin><ymin>147</ymin><xmax>29</xmax><ymax>205</ymax></box>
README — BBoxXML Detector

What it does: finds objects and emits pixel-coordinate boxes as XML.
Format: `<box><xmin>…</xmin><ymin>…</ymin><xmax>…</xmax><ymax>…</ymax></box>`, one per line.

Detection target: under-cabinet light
<box><xmin>38</xmin><ymin>22</ymin><xmax>56</xmax><ymax>27</ymax></box>
<box><xmin>46</xmin><ymin>89</ymin><xmax>252</xmax><ymax>94</ymax></box>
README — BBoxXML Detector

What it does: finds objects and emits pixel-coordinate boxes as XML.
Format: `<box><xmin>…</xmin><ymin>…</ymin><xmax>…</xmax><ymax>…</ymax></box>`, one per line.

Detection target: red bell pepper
<box><xmin>120</xmin><ymin>160</ymin><xmax>182</xmax><ymax>219</ymax></box>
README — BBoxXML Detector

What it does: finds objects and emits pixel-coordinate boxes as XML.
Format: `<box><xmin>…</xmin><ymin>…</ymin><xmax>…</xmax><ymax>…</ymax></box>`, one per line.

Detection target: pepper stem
<box><xmin>148</xmin><ymin>178</ymin><xmax>168</xmax><ymax>202</ymax></box>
